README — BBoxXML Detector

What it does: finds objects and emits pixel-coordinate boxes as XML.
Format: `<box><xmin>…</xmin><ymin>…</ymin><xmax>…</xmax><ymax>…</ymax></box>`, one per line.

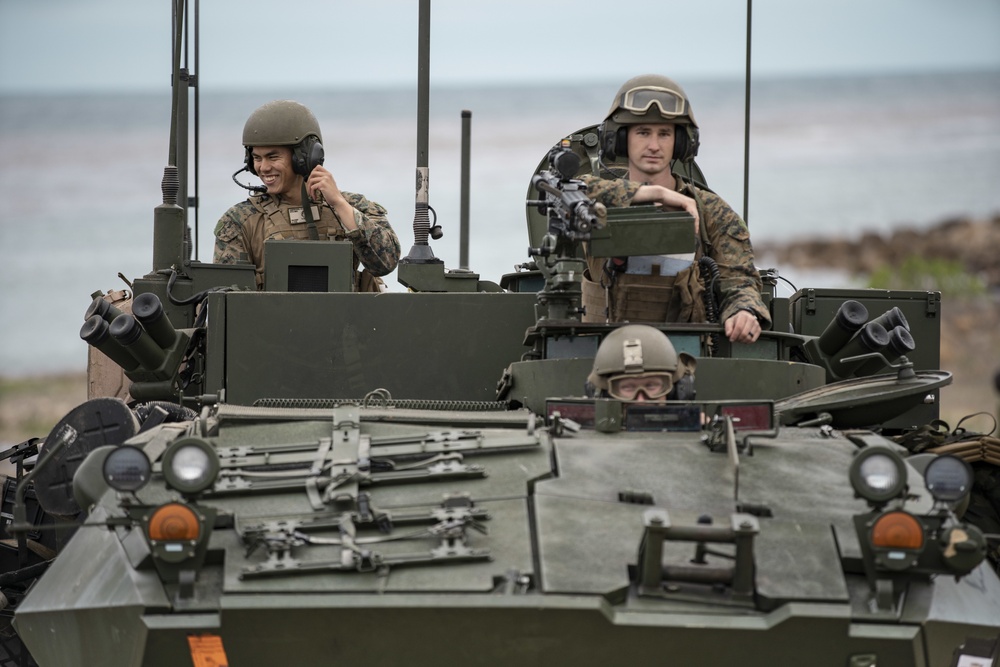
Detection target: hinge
<box><xmin>618</xmin><ymin>489</ymin><xmax>655</xmax><ymax>505</ymax></box>
<box><xmin>925</xmin><ymin>291</ymin><xmax>940</xmax><ymax>317</ymax></box>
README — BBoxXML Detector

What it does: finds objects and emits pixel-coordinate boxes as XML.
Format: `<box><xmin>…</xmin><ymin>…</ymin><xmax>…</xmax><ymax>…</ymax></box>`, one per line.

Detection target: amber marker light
<box><xmin>147</xmin><ymin>502</ymin><xmax>201</xmax><ymax>542</ymax></box>
<box><xmin>871</xmin><ymin>511</ymin><xmax>924</xmax><ymax>550</ymax></box>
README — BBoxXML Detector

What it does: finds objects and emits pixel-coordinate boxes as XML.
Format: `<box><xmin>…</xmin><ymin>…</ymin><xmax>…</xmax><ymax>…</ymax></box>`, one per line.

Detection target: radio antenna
<box><xmin>741</xmin><ymin>0</ymin><xmax>753</xmax><ymax>226</ymax></box>
<box><xmin>400</xmin><ymin>0</ymin><xmax>442</xmax><ymax>265</ymax></box>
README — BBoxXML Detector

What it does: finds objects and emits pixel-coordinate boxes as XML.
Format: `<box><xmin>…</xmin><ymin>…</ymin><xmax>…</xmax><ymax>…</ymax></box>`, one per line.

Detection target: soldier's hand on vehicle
<box><xmin>724</xmin><ymin>309</ymin><xmax>760</xmax><ymax>343</ymax></box>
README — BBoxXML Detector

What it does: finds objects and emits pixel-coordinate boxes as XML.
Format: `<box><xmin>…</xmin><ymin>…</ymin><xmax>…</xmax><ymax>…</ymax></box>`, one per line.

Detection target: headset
<box><xmin>599</xmin><ymin>120</ymin><xmax>700</xmax><ymax>164</ymax></box>
<box><xmin>244</xmin><ymin>135</ymin><xmax>325</xmax><ymax>177</ymax></box>
<box><xmin>235</xmin><ymin>137</ymin><xmax>325</xmax><ymax>195</ymax></box>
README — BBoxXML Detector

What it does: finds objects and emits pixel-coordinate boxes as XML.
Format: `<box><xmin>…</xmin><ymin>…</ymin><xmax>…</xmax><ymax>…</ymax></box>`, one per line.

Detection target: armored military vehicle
<box><xmin>4</xmin><ymin>1</ymin><xmax>999</xmax><ymax>666</ymax></box>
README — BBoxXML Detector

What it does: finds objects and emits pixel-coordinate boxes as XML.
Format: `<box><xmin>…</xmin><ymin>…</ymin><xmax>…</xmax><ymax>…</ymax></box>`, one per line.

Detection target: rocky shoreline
<box><xmin>756</xmin><ymin>215</ymin><xmax>1000</xmax><ymax>290</ymax></box>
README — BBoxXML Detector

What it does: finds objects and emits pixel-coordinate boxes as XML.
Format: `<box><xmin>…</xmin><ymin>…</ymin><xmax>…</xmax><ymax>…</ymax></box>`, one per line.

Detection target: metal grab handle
<box><xmin>636</xmin><ymin>509</ymin><xmax>759</xmax><ymax>600</ymax></box>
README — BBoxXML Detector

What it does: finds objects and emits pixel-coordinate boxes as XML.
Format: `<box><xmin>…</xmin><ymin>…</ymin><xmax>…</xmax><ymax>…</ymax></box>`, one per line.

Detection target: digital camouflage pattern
<box><xmin>213</xmin><ymin>192</ymin><xmax>400</xmax><ymax>290</ymax></box>
<box><xmin>579</xmin><ymin>173</ymin><xmax>771</xmax><ymax>327</ymax></box>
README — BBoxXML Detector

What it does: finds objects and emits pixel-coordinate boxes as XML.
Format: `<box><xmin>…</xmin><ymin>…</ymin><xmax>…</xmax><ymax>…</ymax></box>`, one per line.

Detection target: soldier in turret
<box><xmin>587</xmin><ymin>325</ymin><xmax>696</xmax><ymax>402</ymax></box>
<box><xmin>214</xmin><ymin>100</ymin><xmax>400</xmax><ymax>291</ymax></box>
<box><xmin>581</xmin><ymin>75</ymin><xmax>770</xmax><ymax>344</ymax></box>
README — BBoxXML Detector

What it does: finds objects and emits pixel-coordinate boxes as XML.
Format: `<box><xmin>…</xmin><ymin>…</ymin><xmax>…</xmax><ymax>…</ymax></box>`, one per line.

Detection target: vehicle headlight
<box><xmin>850</xmin><ymin>447</ymin><xmax>907</xmax><ymax>505</ymax></box>
<box><xmin>102</xmin><ymin>445</ymin><xmax>152</xmax><ymax>492</ymax></box>
<box><xmin>161</xmin><ymin>437</ymin><xmax>219</xmax><ymax>496</ymax></box>
<box><xmin>923</xmin><ymin>454</ymin><xmax>973</xmax><ymax>504</ymax></box>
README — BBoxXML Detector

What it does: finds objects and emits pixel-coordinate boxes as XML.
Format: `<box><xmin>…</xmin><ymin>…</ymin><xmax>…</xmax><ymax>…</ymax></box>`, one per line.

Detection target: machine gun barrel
<box><xmin>531</xmin><ymin>178</ymin><xmax>603</xmax><ymax>235</ymax></box>
<box><xmin>527</xmin><ymin>142</ymin><xmax>606</xmax><ymax>251</ymax></box>
<box><xmin>523</xmin><ymin>141</ymin><xmax>607</xmax><ymax>321</ymax></box>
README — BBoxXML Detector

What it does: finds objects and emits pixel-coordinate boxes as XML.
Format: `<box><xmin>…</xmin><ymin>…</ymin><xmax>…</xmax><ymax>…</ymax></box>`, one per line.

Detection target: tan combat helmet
<box><xmin>587</xmin><ymin>324</ymin><xmax>696</xmax><ymax>400</ymax></box>
<box><xmin>600</xmin><ymin>74</ymin><xmax>700</xmax><ymax>162</ymax></box>
<box><xmin>242</xmin><ymin>100</ymin><xmax>323</xmax><ymax>176</ymax></box>
<box><xmin>605</xmin><ymin>74</ymin><xmax>698</xmax><ymax>127</ymax></box>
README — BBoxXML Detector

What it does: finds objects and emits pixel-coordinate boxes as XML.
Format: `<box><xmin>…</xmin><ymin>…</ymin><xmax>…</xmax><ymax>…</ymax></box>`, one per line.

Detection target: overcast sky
<box><xmin>2</xmin><ymin>0</ymin><xmax>999</xmax><ymax>94</ymax></box>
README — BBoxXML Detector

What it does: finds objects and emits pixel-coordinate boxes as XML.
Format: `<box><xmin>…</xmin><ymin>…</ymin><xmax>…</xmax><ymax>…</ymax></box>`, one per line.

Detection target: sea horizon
<box><xmin>2</xmin><ymin>68</ymin><xmax>999</xmax><ymax>377</ymax></box>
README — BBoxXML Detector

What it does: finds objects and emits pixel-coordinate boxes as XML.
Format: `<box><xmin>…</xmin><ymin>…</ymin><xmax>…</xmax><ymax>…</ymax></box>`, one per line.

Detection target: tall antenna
<box><xmin>400</xmin><ymin>0</ymin><xmax>442</xmax><ymax>265</ymax></box>
<box><xmin>742</xmin><ymin>0</ymin><xmax>753</xmax><ymax>226</ymax></box>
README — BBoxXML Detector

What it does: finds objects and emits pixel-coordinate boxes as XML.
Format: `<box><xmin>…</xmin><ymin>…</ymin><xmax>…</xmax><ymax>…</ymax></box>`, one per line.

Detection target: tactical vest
<box><xmin>246</xmin><ymin>195</ymin><xmax>382</xmax><ymax>292</ymax></box>
<box><xmin>581</xmin><ymin>184</ymin><xmax>709</xmax><ymax>324</ymax></box>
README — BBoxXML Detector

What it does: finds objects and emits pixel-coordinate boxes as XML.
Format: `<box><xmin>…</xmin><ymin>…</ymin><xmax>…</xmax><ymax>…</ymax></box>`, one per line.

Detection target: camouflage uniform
<box><xmin>579</xmin><ymin>173</ymin><xmax>771</xmax><ymax>327</ymax></box>
<box><xmin>213</xmin><ymin>192</ymin><xmax>400</xmax><ymax>290</ymax></box>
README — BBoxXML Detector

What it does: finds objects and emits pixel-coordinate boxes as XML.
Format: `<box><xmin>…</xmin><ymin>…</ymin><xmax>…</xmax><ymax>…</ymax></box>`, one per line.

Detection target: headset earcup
<box><xmin>673</xmin><ymin>129</ymin><xmax>688</xmax><ymax>162</ymax></box>
<box><xmin>291</xmin><ymin>136</ymin><xmax>320</xmax><ymax>176</ymax></box>
<box><xmin>291</xmin><ymin>144</ymin><xmax>308</xmax><ymax>176</ymax></box>
<box><xmin>615</xmin><ymin>126</ymin><xmax>629</xmax><ymax>159</ymax></box>
<box><xmin>599</xmin><ymin>122</ymin><xmax>616</xmax><ymax>161</ymax></box>
<box><xmin>689</xmin><ymin>126</ymin><xmax>700</xmax><ymax>159</ymax></box>
<box><xmin>674</xmin><ymin>125</ymin><xmax>701</xmax><ymax>162</ymax></box>
<box><xmin>245</xmin><ymin>147</ymin><xmax>256</xmax><ymax>175</ymax></box>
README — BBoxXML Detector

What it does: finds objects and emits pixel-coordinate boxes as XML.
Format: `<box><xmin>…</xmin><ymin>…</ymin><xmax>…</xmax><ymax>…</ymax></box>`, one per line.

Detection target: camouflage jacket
<box><xmin>579</xmin><ymin>174</ymin><xmax>771</xmax><ymax>327</ymax></box>
<box><xmin>213</xmin><ymin>192</ymin><xmax>400</xmax><ymax>289</ymax></box>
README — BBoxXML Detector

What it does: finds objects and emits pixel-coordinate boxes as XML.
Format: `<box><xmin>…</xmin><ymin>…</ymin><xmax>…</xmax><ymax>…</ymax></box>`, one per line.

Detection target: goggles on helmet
<box><xmin>620</xmin><ymin>86</ymin><xmax>686</xmax><ymax>119</ymax></box>
<box><xmin>607</xmin><ymin>372</ymin><xmax>674</xmax><ymax>401</ymax></box>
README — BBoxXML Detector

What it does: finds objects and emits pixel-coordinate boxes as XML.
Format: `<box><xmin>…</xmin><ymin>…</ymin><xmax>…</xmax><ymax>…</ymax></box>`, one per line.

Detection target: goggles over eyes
<box><xmin>607</xmin><ymin>372</ymin><xmax>674</xmax><ymax>401</ymax></box>
<box><xmin>620</xmin><ymin>86</ymin><xmax>687</xmax><ymax>118</ymax></box>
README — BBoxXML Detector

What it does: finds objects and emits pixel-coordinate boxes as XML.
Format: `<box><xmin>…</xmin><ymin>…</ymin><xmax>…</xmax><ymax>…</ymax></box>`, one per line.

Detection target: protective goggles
<box><xmin>607</xmin><ymin>372</ymin><xmax>674</xmax><ymax>401</ymax></box>
<box><xmin>620</xmin><ymin>86</ymin><xmax>686</xmax><ymax>118</ymax></box>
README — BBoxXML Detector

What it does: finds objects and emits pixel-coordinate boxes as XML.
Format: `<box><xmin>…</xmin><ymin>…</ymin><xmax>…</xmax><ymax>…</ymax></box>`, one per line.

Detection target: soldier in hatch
<box><xmin>214</xmin><ymin>100</ymin><xmax>400</xmax><ymax>291</ymax></box>
<box><xmin>580</xmin><ymin>75</ymin><xmax>770</xmax><ymax>344</ymax></box>
<box><xmin>587</xmin><ymin>325</ymin><xmax>696</xmax><ymax>402</ymax></box>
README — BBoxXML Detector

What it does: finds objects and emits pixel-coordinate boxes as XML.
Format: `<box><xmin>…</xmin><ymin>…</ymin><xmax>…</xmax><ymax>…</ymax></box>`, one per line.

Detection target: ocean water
<box><xmin>1</xmin><ymin>71</ymin><xmax>999</xmax><ymax>377</ymax></box>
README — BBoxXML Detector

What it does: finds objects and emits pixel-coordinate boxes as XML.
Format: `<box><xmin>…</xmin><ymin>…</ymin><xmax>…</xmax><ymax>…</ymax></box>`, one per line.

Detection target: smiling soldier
<box><xmin>214</xmin><ymin>100</ymin><xmax>400</xmax><ymax>291</ymax></box>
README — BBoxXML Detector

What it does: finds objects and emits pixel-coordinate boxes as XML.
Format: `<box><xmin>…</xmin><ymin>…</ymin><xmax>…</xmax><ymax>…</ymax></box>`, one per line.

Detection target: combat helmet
<box><xmin>587</xmin><ymin>325</ymin><xmax>696</xmax><ymax>401</ymax></box>
<box><xmin>242</xmin><ymin>100</ymin><xmax>323</xmax><ymax>176</ymax></box>
<box><xmin>600</xmin><ymin>74</ymin><xmax>700</xmax><ymax>162</ymax></box>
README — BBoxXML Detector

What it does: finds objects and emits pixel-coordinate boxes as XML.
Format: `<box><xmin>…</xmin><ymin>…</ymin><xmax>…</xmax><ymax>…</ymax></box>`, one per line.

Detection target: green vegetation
<box><xmin>867</xmin><ymin>256</ymin><xmax>986</xmax><ymax>297</ymax></box>
<box><xmin>0</xmin><ymin>374</ymin><xmax>88</xmax><ymax>446</ymax></box>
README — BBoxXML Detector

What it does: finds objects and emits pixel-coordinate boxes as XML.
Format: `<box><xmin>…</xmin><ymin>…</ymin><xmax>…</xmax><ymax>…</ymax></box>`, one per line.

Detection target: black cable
<box><xmin>232</xmin><ymin>167</ymin><xmax>266</xmax><ymax>194</ymax></box>
<box><xmin>161</xmin><ymin>268</ymin><xmax>239</xmax><ymax>307</ymax></box>
<box><xmin>134</xmin><ymin>401</ymin><xmax>198</xmax><ymax>425</ymax></box>
<box><xmin>699</xmin><ymin>256</ymin><xmax>722</xmax><ymax>353</ymax></box>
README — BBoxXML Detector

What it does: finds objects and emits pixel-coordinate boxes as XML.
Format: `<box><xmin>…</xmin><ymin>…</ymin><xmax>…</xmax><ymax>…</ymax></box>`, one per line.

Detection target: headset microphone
<box><xmin>232</xmin><ymin>167</ymin><xmax>267</xmax><ymax>194</ymax></box>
